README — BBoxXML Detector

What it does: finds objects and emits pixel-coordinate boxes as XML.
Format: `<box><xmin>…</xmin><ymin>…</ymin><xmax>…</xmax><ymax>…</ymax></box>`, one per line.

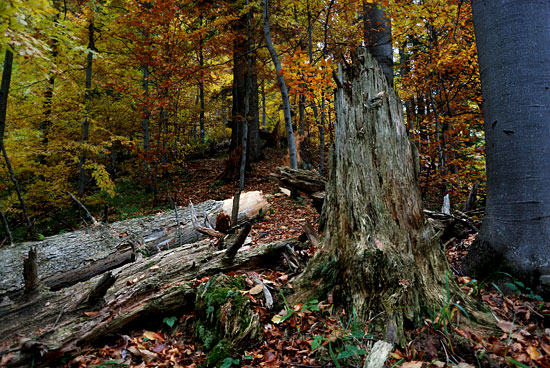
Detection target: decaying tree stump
<box><xmin>293</xmin><ymin>49</ymin><xmax>493</xmax><ymax>345</ymax></box>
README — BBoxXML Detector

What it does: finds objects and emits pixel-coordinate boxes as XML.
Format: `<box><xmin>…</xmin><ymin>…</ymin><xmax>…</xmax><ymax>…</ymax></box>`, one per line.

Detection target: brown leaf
<box><xmin>401</xmin><ymin>362</ymin><xmax>423</xmax><ymax>368</ymax></box>
<box><xmin>127</xmin><ymin>346</ymin><xmax>158</xmax><ymax>363</ymax></box>
<box><xmin>143</xmin><ymin>330</ymin><xmax>165</xmax><ymax>342</ymax></box>
<box><xmin>497</xmin><ymin>320</ymin><xmax>515</xmax><ymax>333</ymax></box>
<box><xmin>250</xmin><ymin>284</ymin><xmax>264</xmax><ymax>295</ymax></box>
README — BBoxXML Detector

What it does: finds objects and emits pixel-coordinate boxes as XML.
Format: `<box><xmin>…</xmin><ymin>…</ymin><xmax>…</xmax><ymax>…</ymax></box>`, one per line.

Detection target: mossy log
<box><xmin>293</xmin><ymin>49</ymin><xmax>494</xmax><ymax>345</ymax></box>
<box><xmin>0</xmin><ymin>237</ymin><xmax>300</xmax><ymax>367</ymax></box>
<box><xmin>0</xmin><ymin>192</ymin><xmax>269</xmax><ymax>297</ymax></box>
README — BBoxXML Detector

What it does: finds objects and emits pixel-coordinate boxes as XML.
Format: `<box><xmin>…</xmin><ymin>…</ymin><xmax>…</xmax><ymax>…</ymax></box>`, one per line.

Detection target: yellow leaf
<box><xmin>526</xmin><ymin>345</ymin><xmax>541</xmax><ymax>360</ymax></box>
<box><xmin>271</xmin><ymin>314</ymin><xmax>282</xmax><ymax>324</ymax></box>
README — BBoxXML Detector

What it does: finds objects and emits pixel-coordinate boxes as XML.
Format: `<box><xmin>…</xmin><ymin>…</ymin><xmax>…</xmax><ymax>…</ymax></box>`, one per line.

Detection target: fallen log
<box><xmin>0</xmin><ymin>237</ymin><xmax>300</xmax><ymax>367</ymax></box>
<box><xmin>423</xmin><ymin>208</ymin><xmax>479</xmax><ymax>242</ymax></box>
<box><xmin>271</xmin><ymin>166</ymin><xmax>327</xmax><ymax>195</ymax></box>
<box><xmin>0</xmin><ymin>191</ymin><xmax>269</xmax><ymax>297</ymax></box>
<box><xmin>271</xmin><ymin>167</ymin><xmax>326</xmax><ymax>213</ymax></box>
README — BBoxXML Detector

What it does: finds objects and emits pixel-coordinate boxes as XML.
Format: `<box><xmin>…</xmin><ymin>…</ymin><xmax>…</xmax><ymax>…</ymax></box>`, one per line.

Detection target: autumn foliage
<box><xmin>1</xmin><ymin>0</ymin><xmax>484</xmax><ymax>240</ymax></box>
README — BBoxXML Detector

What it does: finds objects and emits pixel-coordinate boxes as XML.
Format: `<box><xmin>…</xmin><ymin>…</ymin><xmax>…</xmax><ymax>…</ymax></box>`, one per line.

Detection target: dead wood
<box><xmin>75</xmin><ymin>271</ymin><xmax>116</xmax><ymax>308</ymax></box>
<box><xmin>424</xmin><ymin>209</ymin><xmax>479</xmax><ymax>242</ymax></box>
<box><xmin>271</xmin><ymin>166</ymin><xmax>327</xmax><ymax>195</ymax></box>
<box><xmin>195</xmin><ymin>226</ymin><xmax>226</xmax><ymax>238</ymax></box>
<box><xmin>64</xmin><ymin>190</ymin><xmax>99</xmax><ymax>226</ymax></box>
<box><xmin>302</xmin><ymin>222</ymin><xmax>320</xmax><ymax>248</ymax></box>
<box><xmin>463</xmin><ymin>181</ymin><xmax>479</xmax><ymax>212</ymax></box>
<box><xmin>0</xmin><ymin>237</ymin><xmax>300</xmax><ymax>367</ymax></box>
<box><xmin>0</xmin><ymin>192</ymin><xmax>269</xmax><ymax>297</ymax></box>
<box><xmin>42</xmin><ymin>244</ymin><xmax>134</xmax><ymax>292</ymax></box>
<box><xmin>23</xmin><ymin>247</ymin><xmax>40</xmax><ymax>294</ymax></box>
<box><xmin>224</xmin><ymin>222</ymin><xmax>252</xmax><ymax>259</ymax></box>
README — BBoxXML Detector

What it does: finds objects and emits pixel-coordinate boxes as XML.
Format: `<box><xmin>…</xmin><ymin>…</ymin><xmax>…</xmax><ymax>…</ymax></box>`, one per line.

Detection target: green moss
<box><xmin>195</xmin><ymin>274</ymin><xmax>261</xmax><ymax>367</ymax></box>
<box><xmin>144</xmin><ymin>260</ymin><xmax>157</xmax><ymax>268</ymax></box>
<box><xmin>196</xmin><ymin>323</ymin><xmax>219</xmax><ymax>350</ymax></box>
<box><xmin>206</xmin><ymin>340</ymin><xmax>233</xmax><ymax>367</ymax></box>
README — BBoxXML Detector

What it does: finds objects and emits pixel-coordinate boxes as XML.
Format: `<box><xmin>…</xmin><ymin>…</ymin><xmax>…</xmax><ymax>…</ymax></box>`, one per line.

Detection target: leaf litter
<box><xmin>50</xmin><ymin>148</ymin><xmax>549</xmax><ymax>368</ymax></box>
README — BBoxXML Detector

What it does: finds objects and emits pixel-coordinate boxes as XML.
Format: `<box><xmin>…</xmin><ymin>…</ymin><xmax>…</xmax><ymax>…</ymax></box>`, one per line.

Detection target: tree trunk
<box><xmin>78</xmin><ymin>20</ymin><xmax>95</xmax><ymax>196</ymax></box>
<box><xmin>0</xmin><ymin>236</ymin><xmax>301</xmax><ymax>367</ymax></box>
<box><xmin>0</xmin><ymin>204</ymin><xmax>13</xmax><ymax>245</ymax></box>
<box><xmin>462</xmin><ymin>1</ymin><xmax>550</xmax><ymax>296</ymax></box>
<box><xmin>263</xmin><ymin>0</ymin><xmax>298</xmax><ymax>169</ymax></box>
<box><xmin>0</xmin><ymin>192</ymin><xmax>269</xmax><ymax>297</ymax></box>
<box><xmin>363</xmin><ymin>1</ymin><xmax>393</xmax><ymax>87</ymax></box>
<box><xmin>294</xmin><ymin>49</ymin><xmax>491</xmax><ymax>345</ymax></box>
<box><xmin>230</xmin><ymin>7</ymin><xmax>261</xmax><ymax>163</ymax></box>
<box><xmin>199</xmin><ymin>16</ymin><xmax>206</xmax><ymax>143</ymax></box>
<box><xmin>0</xmin><ymin>49</ymin><xmax>35</xmax><ymax>239</ymax></box>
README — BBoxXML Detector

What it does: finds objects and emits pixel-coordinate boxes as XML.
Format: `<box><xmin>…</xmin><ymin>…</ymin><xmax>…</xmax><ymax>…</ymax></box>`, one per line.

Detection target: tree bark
<box><xmin>230</xmin><ymin>6</ymin><xmax>261</xmax><ymax>163</ymax></box>
<box><xmin>363</xmin><ymin>1</ymin><xmax>393</xmax><ymax>87</ymax></box>
<box><xmin>0</xmin><ymin>236</ymin><xmax>301</xmax><ymax>367</ymax></box>
<box><xmin>0</xmin><ymin>49</ymin><xmax>35</xmax><ymax>239</ymax></box>
<box><xmin>0</xmin><ymin>192</ymin><xmax>269</xmax><ymax>297</ymax></box>
<box><xmin>462</xmin><ymin>1</ymin><xmax>550</xmax><ymax>296</ymax></box>
<box><xmin>263</xmin><ymin>0</ymin><xmax>298</xmax><ymax>169</ymax></box>
<box><xmin>294</xmin><ymin>49</ymin><xmax>491</xmax><ymax>345</ymax></box>
<box><xmin>78</xmin><ymin>20</ymin><xmax>95</xmax><ymax>196</ymax></box>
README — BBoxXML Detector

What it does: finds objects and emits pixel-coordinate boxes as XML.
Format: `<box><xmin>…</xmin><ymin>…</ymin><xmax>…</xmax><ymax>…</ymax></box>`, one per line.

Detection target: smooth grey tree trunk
<box><xmin>263</xmin><ymin>0</ymin><xmax>298</xmax><ymax>169</ymax></box>
<box><xmin>261</xmin><ymin>81</ymin><xmax>267</xmax><ymax>128</ymax></box>
<box><xmin>306</xmin><ymin>4</ymin><xmax>325</xmax><ymax>174</ymax></box>
<box><xmin>462</xmin><ymin>1</ymin><xmax>550</xmax><ymax>295</ymax></box>
<box><xmin>363</xmin><ymin>1</ymin><xmax>393</xmax><ymax>87</ymax></box>
<box><xmin>0</xmin><ymin>204</ymin><xmax>12</xmax><ymax>245</ymax></box>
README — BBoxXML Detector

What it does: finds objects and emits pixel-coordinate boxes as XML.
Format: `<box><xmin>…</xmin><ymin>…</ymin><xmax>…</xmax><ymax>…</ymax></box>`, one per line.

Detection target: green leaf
<box><xmin>311</xmin><ymin>335</ymin><xmax>323</xmax><ymax>350</ymax></box>
<box><xmin>506</xmin><ymin>358</ymin><xmax>530</xmax><ymax>368</ymax></box>
<box><xmin>220</xmin><ymin>357</ymin><xmax>239</xmax><ymax>368</ymax></box>
<box><xmin>336</xmin><ymin>349</ymin><xmax>356</xmax><ymax>359</ymax></box>
<box><xmin>163</xmin><ymin>316</ymin><xmax>177</xmax><ymax>328</ymax></box>
<box><xmin>505</xmin><ymin>282</ymin><xmax>519</xmax><ymax>293</ymax></box>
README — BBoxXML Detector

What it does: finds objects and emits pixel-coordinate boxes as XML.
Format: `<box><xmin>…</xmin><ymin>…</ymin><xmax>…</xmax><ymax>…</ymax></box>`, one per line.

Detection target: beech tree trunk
<box><xmin>363</xmin><ymin>1</ymin><xmax>393</xmax><ymax>87</ymax></box>
<box><xmin>294</xmin><ymin>49</ymin><xmax>491</xmax><ymax>344</ymax></box>
<box><xmin>462</xmin><ymin>1</ymin><xmax>550</xmax><ymax>297</ymax></box>
<box><xmin>0</xmin><ymin>49</ymin><xmax>35</xmax><ymax>239</ymax></box>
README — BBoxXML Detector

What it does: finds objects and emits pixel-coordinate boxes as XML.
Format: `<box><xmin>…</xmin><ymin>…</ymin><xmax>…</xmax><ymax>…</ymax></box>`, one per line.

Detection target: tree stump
<box><xmin>294</xmin><ymin>48</ymin><xmax>493</xmax><ymax>345</ymax></box>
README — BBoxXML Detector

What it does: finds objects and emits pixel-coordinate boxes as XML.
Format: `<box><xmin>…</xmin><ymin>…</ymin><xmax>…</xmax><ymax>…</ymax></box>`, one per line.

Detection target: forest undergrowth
<box><xmin>2</xmin><ymin>148</ymin><xmax>548</xmax><ymax>368</ymax></box>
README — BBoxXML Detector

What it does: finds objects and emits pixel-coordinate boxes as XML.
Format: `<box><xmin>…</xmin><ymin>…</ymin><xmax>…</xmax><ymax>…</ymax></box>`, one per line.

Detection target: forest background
<box><xmin>0</xmin><ymin>0</ymin><xmax>483</xmax><ymax>243</ymax></box>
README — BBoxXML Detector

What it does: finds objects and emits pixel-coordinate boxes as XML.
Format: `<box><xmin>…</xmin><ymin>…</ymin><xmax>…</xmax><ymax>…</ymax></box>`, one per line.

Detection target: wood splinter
<box><xmin>224</xmin><ymin>222</ymin><xmax>252</xmax><ymax>260</ymax></box>
<box><xmin>75</xmin><ymin>271</ymin><xmax>117</xmax><ymax>308</ymax></box>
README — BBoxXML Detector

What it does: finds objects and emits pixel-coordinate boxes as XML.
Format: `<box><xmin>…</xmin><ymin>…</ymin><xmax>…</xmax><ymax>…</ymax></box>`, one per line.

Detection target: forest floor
<box><xmin>7</xmin><ymin>148</ymin><xmax>550</xmax><ymax>368</ymax></box>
